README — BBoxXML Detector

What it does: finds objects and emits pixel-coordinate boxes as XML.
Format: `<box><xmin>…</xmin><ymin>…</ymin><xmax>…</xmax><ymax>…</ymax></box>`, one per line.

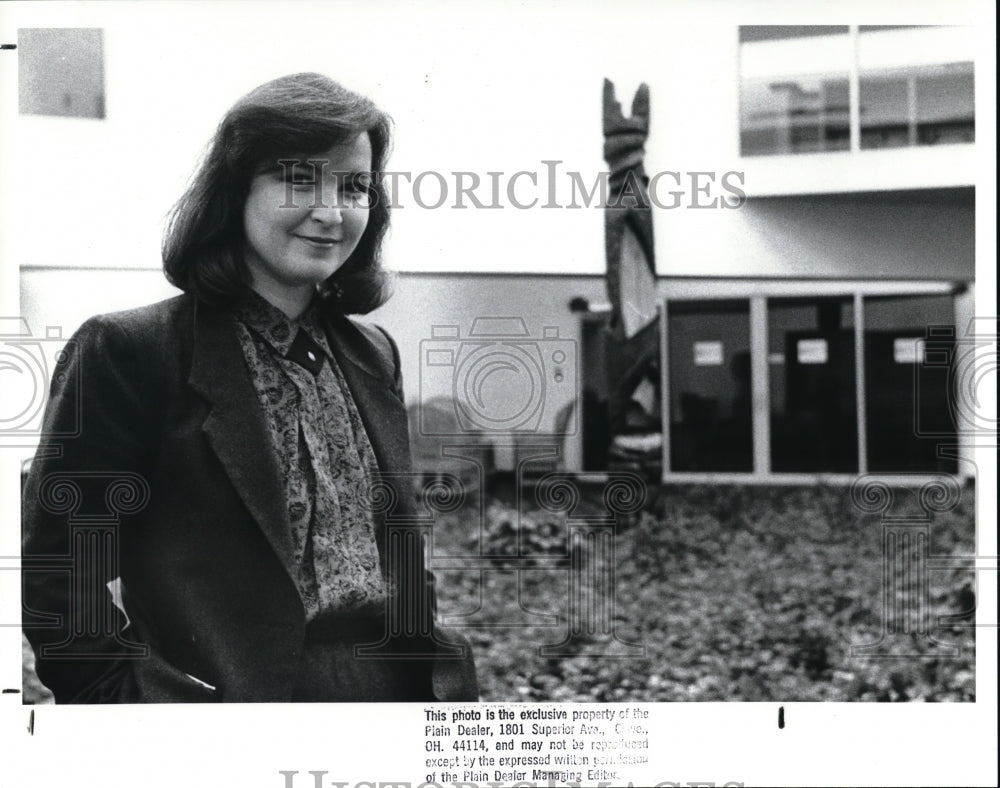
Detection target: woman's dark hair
<box><xmin>162</xmin><ymin>72</ymin><xmax>393</xmax><ymax>315</ymax></box>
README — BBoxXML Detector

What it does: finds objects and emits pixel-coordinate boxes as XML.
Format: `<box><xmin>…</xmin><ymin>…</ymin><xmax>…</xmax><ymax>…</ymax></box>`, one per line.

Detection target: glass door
<box><xmin>864</xmin><ymin>294</ymin><xmax>958</xmax><ymax>472</ymax></box>
<box><xmin>768</xmin><ymin>297</ymin><xmax>858</xmax><ymax>473</ymax></box>
<box><xmin>667</xmin><ymin>300</ymin><xmax>753</xmax><ymax>472</ymax></box>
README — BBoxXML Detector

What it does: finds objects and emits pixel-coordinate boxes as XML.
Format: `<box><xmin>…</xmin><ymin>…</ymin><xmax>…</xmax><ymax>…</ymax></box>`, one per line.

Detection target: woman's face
<box><xmin>242</xmin><ymin>133</ymin><xmax>373</xmax><ymax>316</ymax></box>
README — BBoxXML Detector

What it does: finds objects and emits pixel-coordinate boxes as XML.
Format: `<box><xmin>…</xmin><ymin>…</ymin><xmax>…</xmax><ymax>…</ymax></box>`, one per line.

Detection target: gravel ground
<box><xmin>431</xmin><ymin>481</ymin><xmax>977</xmax><ymax>702</ymax></box>
<box><xmin>22</xmin><ymin>481</ymin><xmax>976</xmax><ymax>704</ymax></box>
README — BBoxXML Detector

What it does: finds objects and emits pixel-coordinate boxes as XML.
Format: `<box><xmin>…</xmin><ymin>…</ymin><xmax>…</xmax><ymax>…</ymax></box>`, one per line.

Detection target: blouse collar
<box><xmin>233</xmin><ymin>288</ymin><xmax>332</xmax><ymax>361</ymax></box>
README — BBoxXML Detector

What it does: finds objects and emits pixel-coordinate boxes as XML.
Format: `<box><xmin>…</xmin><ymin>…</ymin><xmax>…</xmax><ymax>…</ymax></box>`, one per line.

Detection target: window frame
<box><xmin>659</xmin><ymin>280</ymin><xmax>968</xmax><ymax>483</ymax></box>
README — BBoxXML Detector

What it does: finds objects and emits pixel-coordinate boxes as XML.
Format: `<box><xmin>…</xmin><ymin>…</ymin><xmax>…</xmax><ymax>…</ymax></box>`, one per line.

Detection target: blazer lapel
<box><xmin>325</xmin><ymin>313</ymin><xmax>415</xmax><ymax>579</ymax></box>
<box><xmin>324</xmin><ymin>315</ymin><xmax>412</xmax><ymax>480</ymax></box>
<box><xmin>187</xmin><ymin>301</ymin><xmax>298</xmax><ymax>585</ymax></box>
<box><xmin>186</xmin><ymin>303</ymin><xmax>412</xmax><ymax>591</ymax></box>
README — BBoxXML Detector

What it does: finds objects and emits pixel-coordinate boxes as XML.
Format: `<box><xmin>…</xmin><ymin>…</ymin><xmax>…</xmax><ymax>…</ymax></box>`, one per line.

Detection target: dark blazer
<box><xmin>21</xmin><ymin>293</ymin><xmax>477</xmax><ymax>703</ymax></box>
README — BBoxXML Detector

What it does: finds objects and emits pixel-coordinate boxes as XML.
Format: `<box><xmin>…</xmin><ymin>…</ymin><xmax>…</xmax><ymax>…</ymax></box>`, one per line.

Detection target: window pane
<box><xmin>740</xmin><ymin>26</ymin><xmax>849</xmax><ymax>44</ymax></box>
<box><xmin>18</xmin><ymin>28</ymin><xmax>106</xmax><ymax>119</ymax></box>
<box><xmin>916</xmin><ymin>64</ymin><xmax>975</xmax><ymax>145</ymax></box>
<box><xmin>858</xmin><ymin>25</ymin><xmax>927</xmax><ymax>33</ymax></box>
<box><xmin>740</xmin><ymin>28</ymin><xmax>851</xmax><ymax>156</ymax></box>
<box><xmin>743</xmin><ymin>26</ymin><xmax>975</xmax><ymax>156</ymax></box>
<box><xmin>769</xmin><ymin>297</ymin><xmax>857</xmax><ymax>472</ymax></box>
<box><xmin>742</xmin><ymin>75</ymin><xmax>850</xmax><ymax>156</ymax></box>
<box><xmin>860</xmin><ymin>74</ymin><xmax>911</xmax><ymax>149</ymax></box>
<box><xmin>860</xmin><ymin>62</ymin><xmax>975</xmax><ymax>150</ymax></box>
<box><xmin>864</xmin><ymin>295</ymin><xmax>957</xmax><ymax>472</ymax></box>
<box><xmin>668</xmin><ymin>301</ymin><xmax>752</xmax><ymax>472</ymax></box>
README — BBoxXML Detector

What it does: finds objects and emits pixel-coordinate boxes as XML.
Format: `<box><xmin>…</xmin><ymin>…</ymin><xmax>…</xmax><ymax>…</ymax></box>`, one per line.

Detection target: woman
<box><xmin>21</xmin><ymin>73</ymin><xmax>477</xmax><ymax>703</ymax></box>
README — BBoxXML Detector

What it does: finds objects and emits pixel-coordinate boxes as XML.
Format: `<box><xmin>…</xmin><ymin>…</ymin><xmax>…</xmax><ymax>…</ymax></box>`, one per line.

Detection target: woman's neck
<box><xmin>249</xmin><ymin>282</ymin><xmax>314</xmax><ymax>321</ymax></box>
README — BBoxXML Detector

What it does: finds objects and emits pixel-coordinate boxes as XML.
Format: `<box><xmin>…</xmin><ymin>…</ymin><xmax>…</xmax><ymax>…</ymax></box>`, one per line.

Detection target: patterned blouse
<box><xmin>233</xmin><ymin>290</ymin><xmax>387</xmax><ymax>623</ymax></box>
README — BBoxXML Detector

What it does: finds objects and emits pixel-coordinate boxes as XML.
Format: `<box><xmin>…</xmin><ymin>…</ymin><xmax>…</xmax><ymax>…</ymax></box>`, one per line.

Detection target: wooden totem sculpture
<box><xmin>602</xmin><ymin>78</ymin><xmax>660</xmax><ymax>437</ymax></box>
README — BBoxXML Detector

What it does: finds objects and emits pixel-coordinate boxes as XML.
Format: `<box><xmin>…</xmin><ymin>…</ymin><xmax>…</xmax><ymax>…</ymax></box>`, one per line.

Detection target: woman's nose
<box><xmin>309</xmin><ymin>198</ymin><xmax>344</xmax><ymax>224</ymax></box>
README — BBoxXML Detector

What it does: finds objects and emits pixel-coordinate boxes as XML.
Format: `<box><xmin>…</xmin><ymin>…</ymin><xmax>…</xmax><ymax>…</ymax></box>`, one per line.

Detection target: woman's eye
<box><xmin>348</xmin><ymin>179</ymin><xmax>373</xmax><ymax>197</ymax></box>
<box><xmin>286</xmin><ymin>172</ymin><xmax>317</xmax><ymax>185</ymax></box>
<box><xmin>348</xmin><ymin>185</ymin><xmax>373</xmax><ymax>202</ymax></box>
<box><xmin>278</xmin><ymin>163</ymin><xmax>318</xmax><ymax>183</ymax></box>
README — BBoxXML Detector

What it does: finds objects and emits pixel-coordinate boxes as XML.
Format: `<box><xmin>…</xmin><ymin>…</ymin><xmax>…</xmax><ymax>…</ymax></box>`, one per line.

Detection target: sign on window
<box><xmin>797</xmin><ymin>338</ymin><xmax>828</xmax><ymax>364</ymax></box>
<box><xmin>693</xmin><ymin>341</ymin><xmax>724</xmax><ymax>366</ymax></box>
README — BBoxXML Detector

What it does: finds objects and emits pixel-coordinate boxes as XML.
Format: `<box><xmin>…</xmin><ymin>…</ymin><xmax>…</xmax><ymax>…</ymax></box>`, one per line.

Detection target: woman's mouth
<box><xmin>296</xmin><ymin>234</ymin><xmax>341</xmax><ymax>248</ymax></box>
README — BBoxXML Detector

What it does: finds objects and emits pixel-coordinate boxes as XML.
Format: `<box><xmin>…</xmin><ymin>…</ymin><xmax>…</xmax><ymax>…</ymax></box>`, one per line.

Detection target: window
<box><xmin>740</xmin><ymin>26</ymin><xmax>975</xmax><ymax>156</ymax></box>
<box><xmin>660</xmin><ymin>289</ymin><xmax>961</xmax><ymax>478</ymax></box>
<box><xmin>768</xmin><ymin>297</ymin><xmax>857</xmax><ymax>473</ymax></box>
<box><xmin>18</xmin><ymin>29</ymin><xmax>106</xmax><ymax>119</ymax></box>
<box><xmin>667</xmin><ymin>300</ymin><xmax>753</xmax><ymax>472</ymax></box>
<box><xmin>860</xmin><ymin>63</ymin><xmax>974</xmax><ymax>150</ymax></box>
<box><xmin>740</xmin><ymin>27</ymin><xmax>851</xmax><ymax>156</ymax></box>
<box><xmin>741</xmin><ymin>75</ymin><xmax>850</xmax><ymax>156</ymax></box>
<box><xmin>864</xmin><ymin>295</ymin><xmax>958</xmax><ymax>472</ymax></box>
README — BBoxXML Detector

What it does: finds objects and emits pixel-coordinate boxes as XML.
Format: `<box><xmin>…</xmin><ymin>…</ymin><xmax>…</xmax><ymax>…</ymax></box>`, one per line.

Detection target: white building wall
<box><xmin>3</xmin><ymin>8</ymin><xmax>981</xmax><ymax>284</ymax></box>
<box><xmin>3</xmin><ymin>6</ymin><xmax>987</xmax><ymax>478</ymax></box>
